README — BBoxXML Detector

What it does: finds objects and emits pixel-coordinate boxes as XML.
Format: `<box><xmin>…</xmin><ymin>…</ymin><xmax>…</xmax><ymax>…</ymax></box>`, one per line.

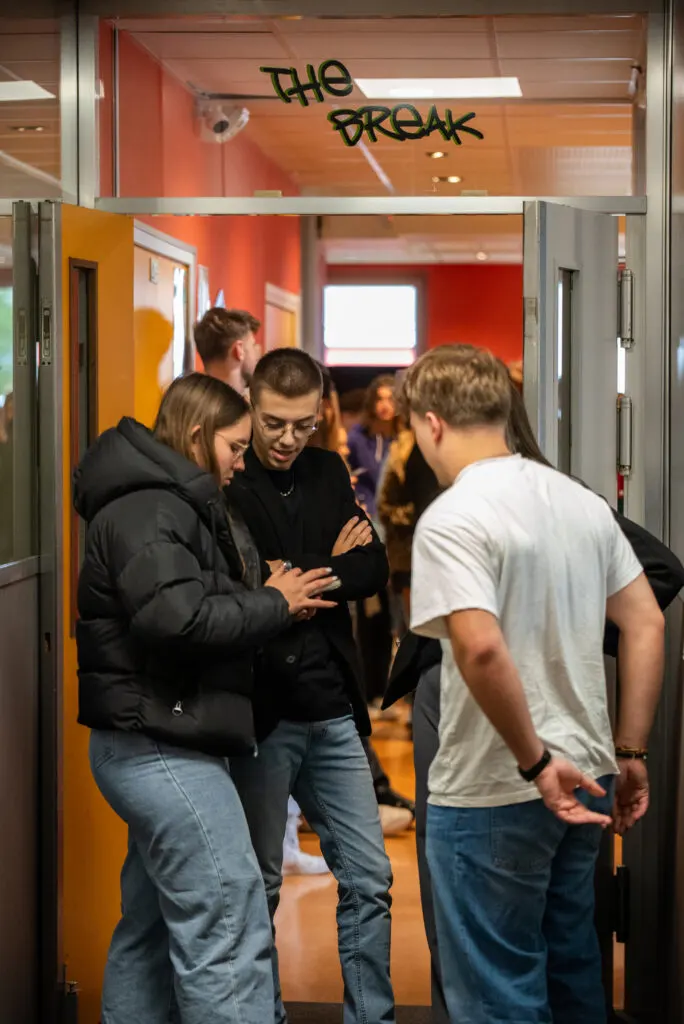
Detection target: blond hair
<box><xmin>153</xmin><ymin>372</ymin><xmax>249</xmax><ymax>482</ymax></box>
<box><xmin>400</xmin><ymin>344</ymin><xmax>511</xmax><ymax>429</ymax></box>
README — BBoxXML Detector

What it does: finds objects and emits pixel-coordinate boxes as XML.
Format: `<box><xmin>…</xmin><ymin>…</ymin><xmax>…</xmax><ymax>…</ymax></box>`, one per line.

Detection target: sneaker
<box><xmin>282</xmin><ymin>848</ymin><xmax>331</xmax><ymax>876</ymax></box>
<box><xmin>282</xmin><ymin>807</ymin><xmax>330</xmax><ymax>876</ymax></box>
<box><xmin>379</xmin><ymin>805</ymin><xmax>414</xmax><ymax>835</ymax></box>
<box><xmin>375</xmin><ymin>785</ymin><xmax>416</xmax><ymax>817</ymax></box>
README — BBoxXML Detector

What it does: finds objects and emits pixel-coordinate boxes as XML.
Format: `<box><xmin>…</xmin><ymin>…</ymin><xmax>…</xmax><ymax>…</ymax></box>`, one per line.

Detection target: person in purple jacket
<box><xmin>347</xmin><ymin>375</ymin><xmax>400</xmax><ymax>520</ymax></box>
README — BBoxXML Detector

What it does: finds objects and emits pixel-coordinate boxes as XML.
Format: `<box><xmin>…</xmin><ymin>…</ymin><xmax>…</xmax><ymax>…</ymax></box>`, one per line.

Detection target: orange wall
<box><xmin>327</xmin><ymin>263</ymin><xmax>523</xmax><ymax>365</ymax></box>
<box><xmin>140</xmin><ymin>215</ymin><xmax>302</xmax><ymax>334</ymax></box>
<box><xmin>99</xmin><ymin>23</ymin><xmax>301</xmax><ymax>338</ymax></box>
<box><xmin>61</xmin><ymin>206</ymin><xmax>135</xmax><ymax>1024</ymax></box>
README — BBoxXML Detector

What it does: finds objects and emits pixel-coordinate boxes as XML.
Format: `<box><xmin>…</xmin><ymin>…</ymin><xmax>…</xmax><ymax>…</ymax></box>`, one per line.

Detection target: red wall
<box><xmin>327</xmin><ymin>263</ymin><xmax>523</xmax><ymax>365</ymax></box>
<box><xmin>98</xmin><ymin>24</ymin><xmax>301</xmax><ymax>328</ymax></box>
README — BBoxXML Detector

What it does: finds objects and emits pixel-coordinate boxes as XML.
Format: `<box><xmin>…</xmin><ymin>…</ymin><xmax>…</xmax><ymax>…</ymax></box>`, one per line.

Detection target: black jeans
<box><xmin>355</xmin><ymin>590</ymin><xmax>393</xmax><ymax>704</ymax></box>
<box><xmin>413</xmin><ymin>664</ymin><xmax>449</xmax><ymax>1024</ymax></box>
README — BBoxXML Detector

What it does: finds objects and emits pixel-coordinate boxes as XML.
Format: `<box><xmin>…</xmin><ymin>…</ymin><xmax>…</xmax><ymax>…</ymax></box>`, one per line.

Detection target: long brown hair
<box><xmin>308</xmin><ymin>361</ymin><xmax>343</xmax><ymax>452</ymax></box>
<box><xmin>153</xmin><ymin>372</ymin><xmax>249</xmax><ymax>481</ymax></box>
<box><xmin>362</xmin><ymin>374</ymin><xmax>400</xmax><ymax>434</ymax></box>
<box><xmin>506</xmin><ymin>379</ymin><xmax>552</xmax><ymax>468</ymax></box>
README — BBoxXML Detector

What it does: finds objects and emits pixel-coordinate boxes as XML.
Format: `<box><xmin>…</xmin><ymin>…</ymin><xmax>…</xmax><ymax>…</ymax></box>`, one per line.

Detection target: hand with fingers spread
<box><xmin>265</xmin><ymin>564</ymin><xmax>338</xmax><ymax>617</ymax></box>
<box><xmin>332</xmin><ymin>515</ymin><xmax>373</xmax><ymax>557</ymax></box>
<box><xmin>534</xmin><ymin>757</ymin><xmax>612</xmax><ymax>827</ymax></box>
<box><xmin>613</xmin><ymin>758</ymin><xmax>649</xmax><ymax>835</ymax></box>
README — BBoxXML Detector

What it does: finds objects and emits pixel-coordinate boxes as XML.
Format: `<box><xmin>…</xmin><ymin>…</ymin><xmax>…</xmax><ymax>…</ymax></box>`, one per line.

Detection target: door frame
<box><xmin>264</xmin><ymin>282</ymin><xmax>302</xmax><ymax>350</ymax></box>
<box><xmin>133</xmin><ymin>221</ymin><xmax>198</xmax><ymax>341</ymax></box>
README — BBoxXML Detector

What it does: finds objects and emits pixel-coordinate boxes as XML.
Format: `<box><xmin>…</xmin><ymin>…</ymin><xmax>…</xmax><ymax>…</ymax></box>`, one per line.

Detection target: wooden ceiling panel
<box><xmin>279</xmin><ymin>18</ymin><xmax>490</xmax><ymax>35</ymax></box>
<box><xmin>491</xmin><ymin>15</ymin><xmax>643</xmax><ymax>33</ymax></box>
<box><xmin>132</xmin><ymin>31</ymin><xmax>289</xmax><ymax>60</ymax></box>
<box><xmin>495</xmin><ymin>29</ymin><xmax>642</xmax><ymax>60</ymax></box>
<box><xmin>281</xmin><ymin>32</ymin><xmax>493</xmax><ymax>60</ymax></box>
<box><xmin>0</xmin><ymin>34</ymin><xmax>60</xmax><ymax>62</ymax></box>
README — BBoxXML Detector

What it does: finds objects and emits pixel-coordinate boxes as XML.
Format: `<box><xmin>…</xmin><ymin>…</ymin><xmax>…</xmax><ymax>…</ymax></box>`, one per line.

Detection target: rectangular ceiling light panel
<box><xmin>354</xmin><ymin>77</ymin><xmax>522</xmax><ymax>100</ymax></box>
<box><xmin>0</xmin><ymin>81</ymin><xmax>56</xmax><ymax>102</ymax></box>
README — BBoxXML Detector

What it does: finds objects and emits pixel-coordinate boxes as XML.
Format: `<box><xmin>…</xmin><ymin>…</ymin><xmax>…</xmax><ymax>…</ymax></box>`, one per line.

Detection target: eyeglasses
<box><xmin>253</xmin><ymin>411</ymin><xmax>319</xmax><ymax>442</ymax></box>
<box><xmin>216</xmin><ymin>434</ymin><xmax>250</xmax><ymax>458</ymax></box>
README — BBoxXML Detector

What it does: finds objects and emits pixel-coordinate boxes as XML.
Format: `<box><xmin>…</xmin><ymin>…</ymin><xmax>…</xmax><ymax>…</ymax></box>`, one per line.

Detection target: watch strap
<box><xmin>518</xmin><ymin>748</ymin><xmax>552</xmax><ymax>783</ymax></box>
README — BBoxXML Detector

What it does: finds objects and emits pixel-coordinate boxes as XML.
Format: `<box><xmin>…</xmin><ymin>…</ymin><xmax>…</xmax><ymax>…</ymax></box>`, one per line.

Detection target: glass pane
<box><xmin>100</xmin><ymin>13</ymin><xmax>645</xmax><ymax>200</ymax></box>
<box><xmin>324</xmin><ymin>284</ymin><xmax>417</xmax><ymax>366</ymax></box>
<box><xmin>0</xmin><ymin>217</ymin><xmax>13</xmax><ymax>564</ymax></box>
<box><xmin>0</xmin><ymin>17</ymin><xmax>63</xmax><ymax>199</ymax></box>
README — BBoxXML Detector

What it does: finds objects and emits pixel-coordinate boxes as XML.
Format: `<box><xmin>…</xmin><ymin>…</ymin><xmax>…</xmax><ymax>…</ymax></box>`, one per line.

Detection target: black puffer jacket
<box><xmin>74</xmin><ymin>417</ymin><xmax>291</xmax><ymax>757</ymax></box>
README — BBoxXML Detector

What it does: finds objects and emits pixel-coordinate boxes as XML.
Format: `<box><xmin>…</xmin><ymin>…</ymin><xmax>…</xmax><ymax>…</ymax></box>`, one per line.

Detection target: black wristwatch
<box><xmin>518</xmin><ymin>748</ymin><xmax>552</xmax><ymax>783</ymax></box>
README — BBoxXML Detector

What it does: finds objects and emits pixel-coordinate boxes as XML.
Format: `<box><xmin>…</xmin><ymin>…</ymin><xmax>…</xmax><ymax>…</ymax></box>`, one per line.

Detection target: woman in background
<box><xmin>346</xmin><ymin>375</ymin><xmax>399</xmax><ymax>521</ymax></box>
<box><xmin>378</xmin><ymin>427</ymin><xmax>440</xmax><ymax>631</ymax></box>
<box><xmin>74</xmin><ymin>373</ymin><xmax>334</xmax><ymax>1024</ymax></box>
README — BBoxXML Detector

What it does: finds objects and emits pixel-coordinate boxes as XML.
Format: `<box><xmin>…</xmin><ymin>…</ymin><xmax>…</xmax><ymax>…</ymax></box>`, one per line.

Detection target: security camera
<box><xmin>196</xmin><ymin>99</ymin><xmax>250</xmax><ymax>143</ymax></box>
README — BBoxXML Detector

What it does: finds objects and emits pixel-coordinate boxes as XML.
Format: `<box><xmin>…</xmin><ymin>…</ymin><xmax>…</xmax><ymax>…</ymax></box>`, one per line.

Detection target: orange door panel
<box><xmin>60</xmin><ymin>204</ymin><xmax>135</xmax><ymax>1024</ymax></box>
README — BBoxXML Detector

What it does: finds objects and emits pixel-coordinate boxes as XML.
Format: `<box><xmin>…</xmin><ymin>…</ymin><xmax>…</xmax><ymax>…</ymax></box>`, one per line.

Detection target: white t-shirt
<box><xmin>410</xmin><ymin>455</ymin><xmax>643</xmax><ymax>809</ymax></box>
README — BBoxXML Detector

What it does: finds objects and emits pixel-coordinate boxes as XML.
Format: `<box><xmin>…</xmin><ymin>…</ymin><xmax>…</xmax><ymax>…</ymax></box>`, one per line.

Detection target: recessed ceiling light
<box><xmin>476</xmin><ymin>251</ymin><xmax>488</xmax><ymax>261</ymax></box>
<box><xmin>0</xmin><ymin>81</ymin><xmax>55</xmax><ymax>102</ymax></box>
<box><xmin>427</xmin><ymin>151</ymin><xmax>446</xmax><ymax>159</ymax></box>
<box><xmin>12</xmin><ymin>125</ymin><xmax>45</xmax><ymax>133</ymax></box>
<box><xmin>432</xmin><ymin>175</ymin><xmax>462</xmax><ymax>185</ymax></box>
<box><xmin>355</xmin><ymin>77</ymin><xmax>522</xmax><ymax>100</ymax></box>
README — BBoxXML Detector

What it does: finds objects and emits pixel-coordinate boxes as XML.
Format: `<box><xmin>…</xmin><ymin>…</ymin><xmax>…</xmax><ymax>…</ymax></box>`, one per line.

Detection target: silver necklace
<box><xmin>280</xmin><ymin>477</ymin><xmax>295</xmax><ymax>498</ymax></box>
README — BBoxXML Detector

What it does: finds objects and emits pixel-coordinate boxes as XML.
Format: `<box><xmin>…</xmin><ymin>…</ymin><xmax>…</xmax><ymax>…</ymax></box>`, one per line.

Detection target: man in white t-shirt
<box><xmin>402</xmin><ymin>345</ymin><xmax>665</xmax><ymax>1024</ymax></box>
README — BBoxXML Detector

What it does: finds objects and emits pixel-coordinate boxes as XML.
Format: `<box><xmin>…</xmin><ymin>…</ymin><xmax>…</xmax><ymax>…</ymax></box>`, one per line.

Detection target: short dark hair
<box><xmin>251</xmin><ymin>348</ymin><xmax>323</xmax><ymax>403</ymax></box>
<box><xmin>194</xmin><ymin>308</ymin><xmax>261</xmax><ymax>365</ymax></box>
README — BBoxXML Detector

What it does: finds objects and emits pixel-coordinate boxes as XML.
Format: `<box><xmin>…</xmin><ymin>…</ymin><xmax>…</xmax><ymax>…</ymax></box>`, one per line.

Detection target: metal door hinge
<box><xmin>618</xmin><ymin>269</ymin><xmax>634</xmax><ymax>349</ymax></box>
<box><xmin>617</xmin><ymin>394</ymin><xmax>632</xmax><ymax>477</ymax></box>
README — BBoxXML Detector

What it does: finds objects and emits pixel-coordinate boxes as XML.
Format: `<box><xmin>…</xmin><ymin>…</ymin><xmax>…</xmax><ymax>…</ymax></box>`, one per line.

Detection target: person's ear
<box><xmin>425</xmin><ymin>411</ymin><xmax>441</xmax><ymax>441</ymax></box>
<box><xmin>233</xmin><ymin>339</ymin><xmax>245</xmax><ymax>364</ymax></box>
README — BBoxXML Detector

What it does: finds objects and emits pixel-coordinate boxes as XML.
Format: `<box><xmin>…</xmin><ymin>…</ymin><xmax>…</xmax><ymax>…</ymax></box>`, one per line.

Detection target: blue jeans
<box><xmin>426</xmin><ymin>778</ymin><xmax>614</xmax><ymax>1024</ymax></box>
<box><xmin>89</xmin><ymin>730</ymin><xmax>274</xmax><ymax>1024</ymax></box>
<box><xmin>230</xmin><ymin>715</ymin><xmax>395</xmax><ymax>1024</ymax></box>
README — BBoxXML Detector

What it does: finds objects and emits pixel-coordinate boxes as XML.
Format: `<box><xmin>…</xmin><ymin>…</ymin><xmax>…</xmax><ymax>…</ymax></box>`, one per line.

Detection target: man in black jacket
<box><xmin>229</xmin><ymin>349</ymin><xmax>395</xmax><ymax>1024</ymax></box>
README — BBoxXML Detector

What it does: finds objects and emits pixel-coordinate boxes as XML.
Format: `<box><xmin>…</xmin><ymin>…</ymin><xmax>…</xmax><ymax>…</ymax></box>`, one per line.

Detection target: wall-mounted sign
<box><xmin>259</xmin><ymin>60</ymin><xmax>484</xmax><ymax>150</ymax></box>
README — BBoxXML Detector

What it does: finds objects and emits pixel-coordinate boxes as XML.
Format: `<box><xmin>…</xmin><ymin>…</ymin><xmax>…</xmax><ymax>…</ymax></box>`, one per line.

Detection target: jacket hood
<box><xmin>73</xmin><ymin>417</ymin><xmax>220</xmax><ymax>523</ymax></box>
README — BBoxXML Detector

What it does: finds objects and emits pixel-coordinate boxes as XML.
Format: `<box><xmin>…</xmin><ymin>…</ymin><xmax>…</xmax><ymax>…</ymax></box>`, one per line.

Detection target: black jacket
<box><xmin>383</xmin><ymin>508</ymin><xmax>684</xmax><ymax>709</ymax></box>
<box><xmin>74</xmin><ymin>418</ymin><xmax>291</xmax><ymax>757</ymax></box>
<box><xmin>228</xmin><ymin>446</ymin><xmax>390</xmax><ymax>739</ymax></box>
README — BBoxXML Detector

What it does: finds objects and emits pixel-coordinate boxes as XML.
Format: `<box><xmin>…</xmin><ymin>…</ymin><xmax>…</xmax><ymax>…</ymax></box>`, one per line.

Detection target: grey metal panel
<box><xmin>522</xmin><ymin>200</ymin><xmax>619</xmax><ymax>499</ymax></box>
<box><xmin>643</xmin><ymin>10</ymin><xmax>672</xmax><ymax>543</ymax></box>
<box><xmin>60</xmin><ymin>14</ymin><xmax>79</xmax><ymax>206</ymax></box>
<box><xmin>11</xmin><ymin>203</ymin><xmax>38</xmax><ymax>562</ymax></box>
<box><xmin>623</xmin><ymin>600</ymin><xmax>683</xmax><ymax>1023</ymax></box>
<box><xmin>0</xmin><ymin>573</ymin><xmax>39</xmax><ymax>1024</ymax></box>
<box><xmin>93</xmin><ymin>196</ymin><xmax>648</xmax><ymax>217</ymax></box>
<box><xmin>37</xmin><ymin>201</ymin><xmax>64</xmax><ymax>1024</ymax></box>
<box><xmin>0</xmin><ymin>557</ymin><xmax>40</xmax><ymax>589</ymax></box>
<box><xmin>300</xmin><ymin>216</ymin><xmax>324</xmax><ymax>363</ymax></box>
<box><xmin>622</xmin><ymin>216</ymin><xmax>647</xmax><ymax>527</ymax></box>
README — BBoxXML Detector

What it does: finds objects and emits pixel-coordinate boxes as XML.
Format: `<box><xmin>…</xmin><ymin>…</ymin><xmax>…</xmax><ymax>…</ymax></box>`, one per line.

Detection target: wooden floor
<box><xmin>276</xmin><ymin>715</ymin><xmax>431</xmax><ymax>1006</ymax></box>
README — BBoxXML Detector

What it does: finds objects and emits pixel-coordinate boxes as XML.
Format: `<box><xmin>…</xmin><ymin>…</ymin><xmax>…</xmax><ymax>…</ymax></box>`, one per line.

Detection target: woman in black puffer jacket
<box><xmin>74</xmin><ymin>373</ymin><xmax>335</xmax><ymax>1024</ymax></box>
